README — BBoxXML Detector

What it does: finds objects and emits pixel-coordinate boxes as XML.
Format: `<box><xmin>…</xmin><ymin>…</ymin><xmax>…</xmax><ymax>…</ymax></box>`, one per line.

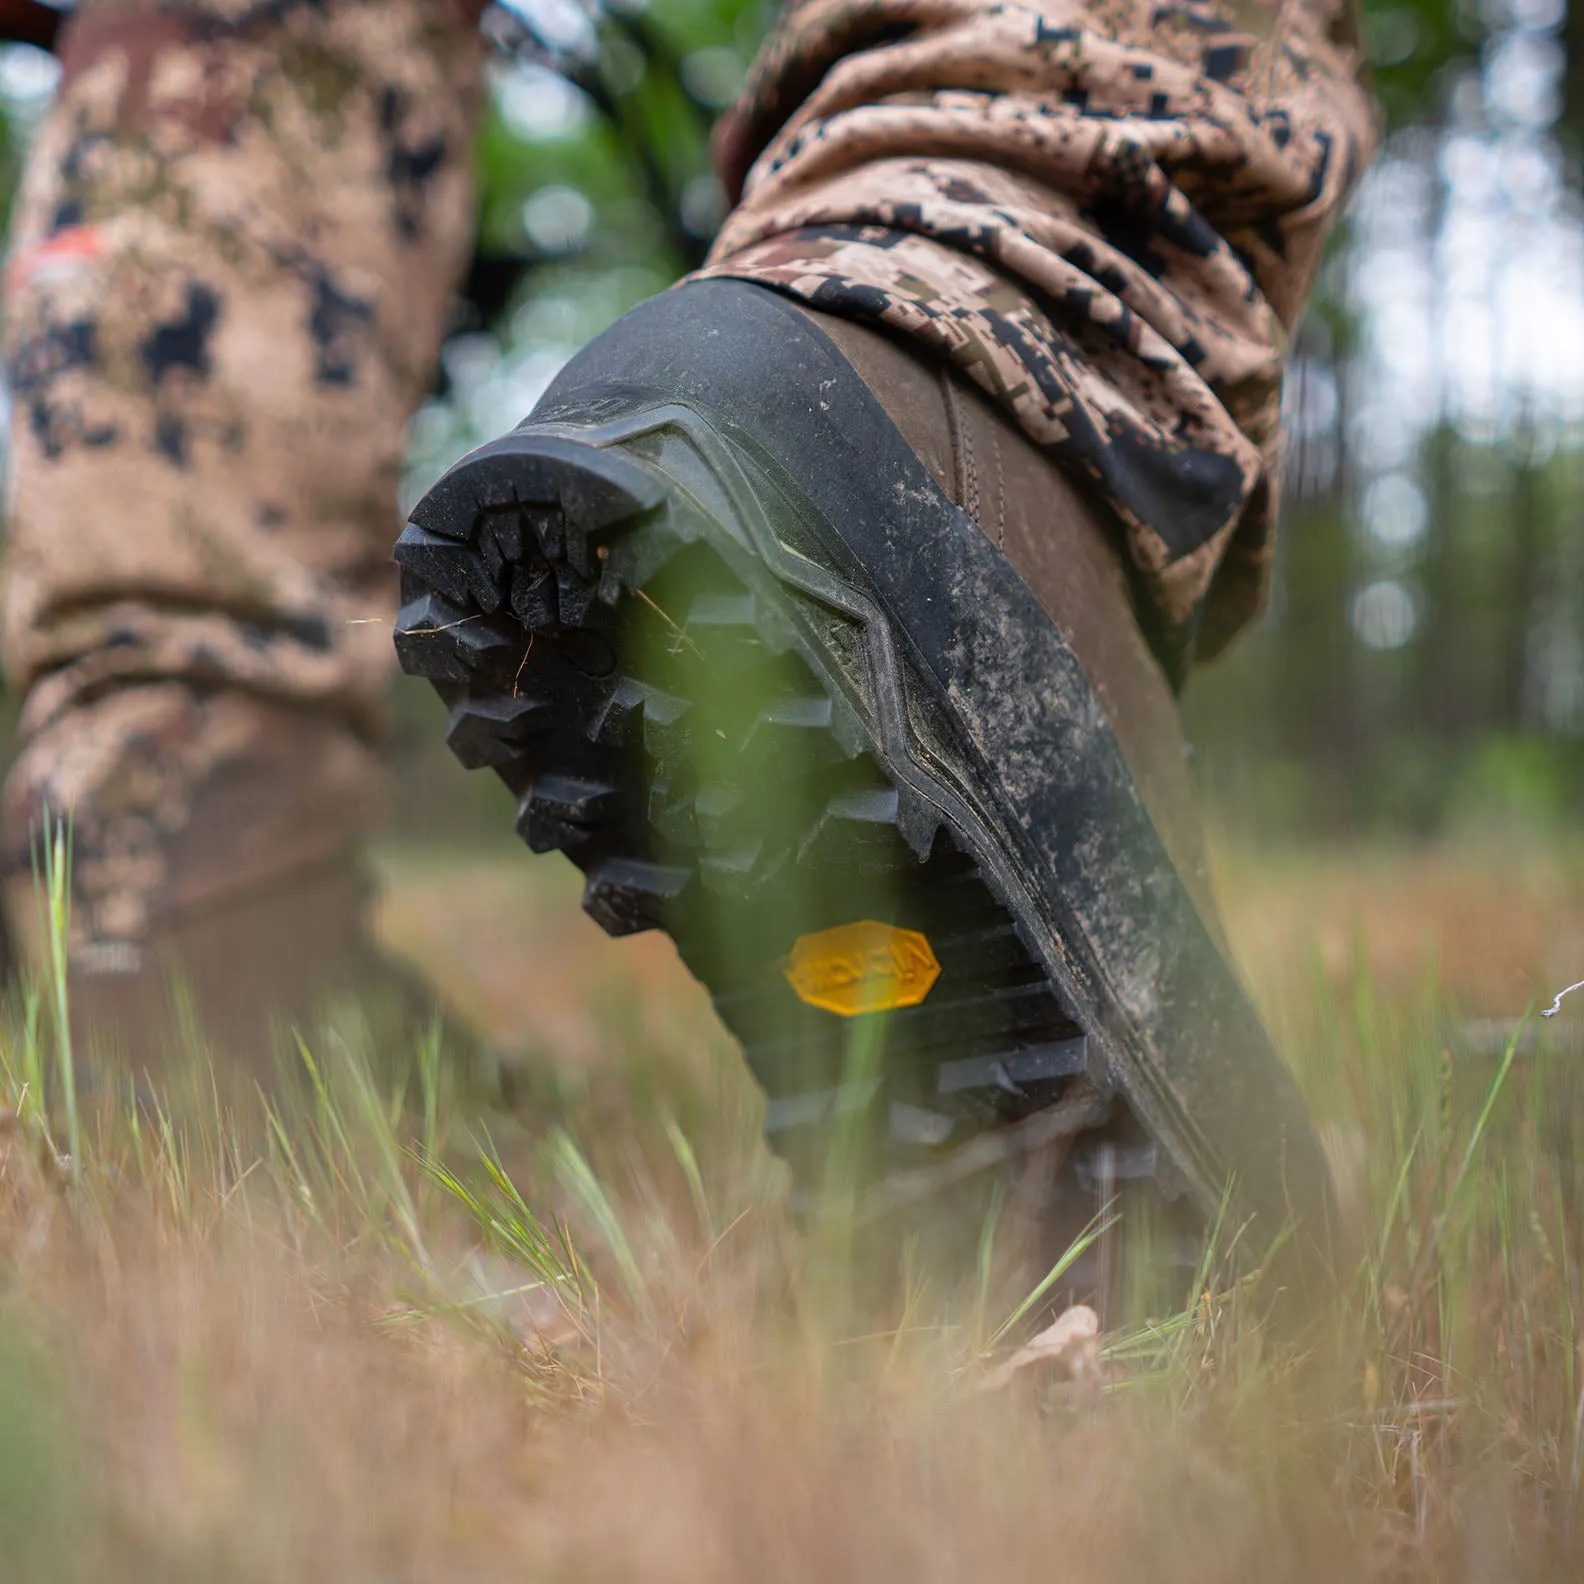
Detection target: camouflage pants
<box><xmin>0</xmin><ymin>0</ymin><xmax>1372</xmax><ymax>941</ymax></box>
<box><xmin>0</xmin><ymin>0</ymin><xmax>483</xmax><ymax>940</ymax></box>
<box><xmin>698</xmin><ymin>0</ymin><xmax>1378</xmax><ymax>673</ymax></box>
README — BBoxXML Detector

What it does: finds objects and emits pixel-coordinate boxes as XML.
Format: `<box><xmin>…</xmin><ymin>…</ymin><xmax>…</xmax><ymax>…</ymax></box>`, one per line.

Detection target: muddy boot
<box><xmin>392</xmin><ymin>280</ymin><xmax>1337</xmax><ymax>1301</ymax></box>
<box><xmin>1</xmin><ymin>683</ymin><xmax>436</xmax><ymax>1084</ymax></box>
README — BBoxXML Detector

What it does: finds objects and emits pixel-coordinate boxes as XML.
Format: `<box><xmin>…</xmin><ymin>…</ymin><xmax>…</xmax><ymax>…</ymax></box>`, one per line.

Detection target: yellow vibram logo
<box><xmin>783</xmin><ymin>920</ymin><xmax>941</xmax><ymax>1017</ymax></box>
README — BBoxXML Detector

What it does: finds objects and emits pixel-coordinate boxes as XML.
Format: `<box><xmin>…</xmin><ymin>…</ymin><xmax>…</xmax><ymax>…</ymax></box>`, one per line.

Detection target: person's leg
<box><xmin>391</xmin><ymin>0</ymin><xmax>1377</xmax><ymax>1291</ymax></box>
<box><xmin>0</xmin><ymin>0</ymin><xmax>484</xmax><ymax>1059</ymax></box>
<box><xmin>698</xmin><ymin>0</ymin><xmax>1377</xmax><ymax>678</ymax></box>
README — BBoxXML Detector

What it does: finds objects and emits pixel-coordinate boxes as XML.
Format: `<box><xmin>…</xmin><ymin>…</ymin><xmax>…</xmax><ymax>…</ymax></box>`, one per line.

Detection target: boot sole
<box><xmin>393</xmin><ymin>284</ymin><xmax>1334</xmax><ymax>1288</ymax></box>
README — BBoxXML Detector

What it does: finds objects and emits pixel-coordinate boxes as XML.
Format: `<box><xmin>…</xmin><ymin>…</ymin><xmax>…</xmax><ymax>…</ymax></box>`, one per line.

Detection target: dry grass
<box><xmin>2</xmin><ymin>832</ymin><xmax>1583</xmax><ymax>1580</ymax></box>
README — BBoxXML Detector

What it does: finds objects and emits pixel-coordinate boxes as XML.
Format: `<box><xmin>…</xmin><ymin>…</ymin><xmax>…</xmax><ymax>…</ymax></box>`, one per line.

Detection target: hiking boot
<box><xmin>1</xmin><ymin>683</ymin><xmax>435</xmax><ymax>1079</ymax></box>
<box><xmin>393</xmin><ymin>280</ymin><xmax>1337</xmax><ymax>1294</ymax></box>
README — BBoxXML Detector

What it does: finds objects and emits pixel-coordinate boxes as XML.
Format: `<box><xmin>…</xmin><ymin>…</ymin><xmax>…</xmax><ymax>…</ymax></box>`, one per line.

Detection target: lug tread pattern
<box><xmin>393</xmin><ymin>430</ymin><xmax>1179</xmax><ymax>1214</ymax></box>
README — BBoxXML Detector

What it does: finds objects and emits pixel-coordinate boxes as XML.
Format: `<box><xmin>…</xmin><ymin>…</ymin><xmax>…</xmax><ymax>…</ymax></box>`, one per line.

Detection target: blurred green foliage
<box><xmin>1363</xmin><ymin>0</ymin><xmax>1484</xmax><ymax>129</ymax></box>
<box><xmin>473</xmin><ymin>0</ymin><xmax>764</xmax><ymax>294</ymax></box>
<box><xmin>406</xmin><ymin>0</ymin><xmax>765</xmax><ymax>478</ymax></box>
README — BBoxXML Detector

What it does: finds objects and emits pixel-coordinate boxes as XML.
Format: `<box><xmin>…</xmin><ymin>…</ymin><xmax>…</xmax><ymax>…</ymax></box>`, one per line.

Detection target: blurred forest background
<box><xmin>0</xmin><ymin>0</ymin><xmax>1578</xmax><ymax>842</ymax></box>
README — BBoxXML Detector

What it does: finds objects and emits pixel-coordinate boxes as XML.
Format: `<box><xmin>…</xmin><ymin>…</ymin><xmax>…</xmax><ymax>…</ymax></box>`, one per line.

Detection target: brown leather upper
<box><xmin>789</xmin><ymin>304</ymin><xmax>1225</xmax><ymax>941</ymax></box>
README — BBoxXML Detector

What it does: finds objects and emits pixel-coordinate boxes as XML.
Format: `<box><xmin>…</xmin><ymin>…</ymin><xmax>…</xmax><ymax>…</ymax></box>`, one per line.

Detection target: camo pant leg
<box><xmin>696</xmin><ymin>0</ymin><xmax>1378</xmax><ymax>675</ymax></box>
<box><xmin>0</xmin><ymin>0</ymin><xmax>483</xmax><ymax>940</ymax></box>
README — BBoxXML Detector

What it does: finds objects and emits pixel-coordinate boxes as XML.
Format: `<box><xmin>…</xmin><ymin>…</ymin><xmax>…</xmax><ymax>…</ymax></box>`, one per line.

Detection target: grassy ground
<box><xmin>1</xmin><ymin>829</ymin><xmax>1582</xmax><ymax>1580</ymax></box>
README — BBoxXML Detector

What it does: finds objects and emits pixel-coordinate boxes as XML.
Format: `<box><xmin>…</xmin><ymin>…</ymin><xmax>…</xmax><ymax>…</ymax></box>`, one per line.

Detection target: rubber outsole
<box><xmin>393</xmin><ymin>416</ymin><xmax>1202</xmax><ymax>1279</ymax></box>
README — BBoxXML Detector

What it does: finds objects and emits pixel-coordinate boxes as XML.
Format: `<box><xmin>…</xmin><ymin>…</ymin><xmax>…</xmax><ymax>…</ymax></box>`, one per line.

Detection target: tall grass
<box><xmin>0</xmin><ymin>844</ymin><xmax>1580</xmax><ymax>1577</ymax></box>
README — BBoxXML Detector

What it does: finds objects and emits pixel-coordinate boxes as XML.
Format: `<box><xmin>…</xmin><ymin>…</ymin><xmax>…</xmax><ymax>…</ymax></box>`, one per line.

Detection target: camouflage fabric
<box><xmin>0</xmin><ymin>0</ymin><xmax>1372</xmax><ymax>946</ymax></box>
<box><xmin>0</xmin><ymin>0</ymin><xmax>482</xmax><ymax>943</ymax></box>
<box><xmin>697</xmin><ymin>0</ymin><xmax>1378</xmax><ymax>672</ymax></box>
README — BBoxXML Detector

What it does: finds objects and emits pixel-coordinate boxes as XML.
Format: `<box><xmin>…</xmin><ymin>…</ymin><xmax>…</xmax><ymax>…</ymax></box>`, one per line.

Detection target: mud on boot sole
<box><xmin>396</xmin><ymin>424</ymin><xmax>1213</xmax><ymax>1294</ymax></box>
<box><xmin>393</xmin><ymin>279</ymin><xmax>1336</xmax><ymax>1304</ymax></box>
